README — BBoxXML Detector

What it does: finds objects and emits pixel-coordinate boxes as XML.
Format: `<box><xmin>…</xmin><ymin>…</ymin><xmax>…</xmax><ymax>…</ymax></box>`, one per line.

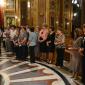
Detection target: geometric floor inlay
<box><xmin>0</xmin><ymin>48</ymin><xmax>77</xmax><ymax>85</ymax></box>
<box><xmin>0</xmin><ymin>59</ymin><xmax>65</xmax><ymax>85</ymax></box>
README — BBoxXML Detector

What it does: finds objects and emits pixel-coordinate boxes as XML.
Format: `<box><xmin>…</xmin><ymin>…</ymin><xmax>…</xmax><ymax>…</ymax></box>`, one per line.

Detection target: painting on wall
<box><xmin>6</xmin><ymin>17</ymin><xmax>15</xmax><ymax>26</ymax></box>
<box><xmin>6</xmin><ymin>0</ymin><xmax>15</xmax><ymax>9</ymax></box>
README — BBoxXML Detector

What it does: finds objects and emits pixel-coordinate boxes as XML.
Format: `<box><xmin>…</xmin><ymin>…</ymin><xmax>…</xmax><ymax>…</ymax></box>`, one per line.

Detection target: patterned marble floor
<box><xmin>0</xmin><ymin>48</ymin><xmax>82</xmax><ymax>85</ymax></box>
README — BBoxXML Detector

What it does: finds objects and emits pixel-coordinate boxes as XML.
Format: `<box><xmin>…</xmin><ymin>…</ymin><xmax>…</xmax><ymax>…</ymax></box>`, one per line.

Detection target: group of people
<box><xmin>66</xmin><ymin>25</ymin><xmax>85</xmax><ymax>84</ymax></box>
<box><xmin>38</xmin><ymin>24</ymin><xmax>65</xmax><ymax>67</ymax></box>
<box><xmin>2</xmin><ymin>26</ymin><xmax>38</xmax><ymax>63</ymax></box>
<box><xmin>0</xmin><ymin>24</ymin><xmax>65</xmax><ymax>67</ymax></box>
<box><xmin>0</xmin><ymin>23</ymin><xmax>85</xmax><ymax>84</ymax></box>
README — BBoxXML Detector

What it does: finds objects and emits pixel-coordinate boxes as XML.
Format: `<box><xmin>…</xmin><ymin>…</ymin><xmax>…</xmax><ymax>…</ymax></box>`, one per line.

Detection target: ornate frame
<box><xmin>4</xmin><ymin>15</ymin><xmax>16</xmax><ymax>27</ymax></box>
<box><xmin>5</xmin><ymin>0</ymin><xmax>16</xmax><ymax>10</ymax></box>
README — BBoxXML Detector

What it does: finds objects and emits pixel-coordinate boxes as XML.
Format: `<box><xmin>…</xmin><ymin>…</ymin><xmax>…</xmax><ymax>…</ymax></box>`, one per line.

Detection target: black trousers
<box><xmin>29</xmin><ymin>46</ymin><xmax>35</xmax><ymax>63</ymax></box>
<box><xmin>56</xmin><ymin>48</ymin><xmax>65</xmax><ymax>67</ymax></box>
<box><xmin>0</xmin><ymin>37</ymin><xmax>1</xmax><ymax>54</ymax></box>
<box><xmin>15</xmin><ymin>45</ymin><xmax>28</xmax><ymax>61</ymax></box>
<box><xmin>10</xmin><ymin>41</ymin><xmax>15</xmax><ymax>53</ymax></box>
<box><xmin>15</xmin><ymin>46</ymin><xmax>20</xmax><ymax>60</ymax></box>
<box><xmin>3</xmin><ymin>41</ymin><xmax>5</xmax><ymax>48</ymax></box>
<box><xmin>82</xmin><ymin>56</ymin><xmax>85</xmax><ymax>84</ymax></box>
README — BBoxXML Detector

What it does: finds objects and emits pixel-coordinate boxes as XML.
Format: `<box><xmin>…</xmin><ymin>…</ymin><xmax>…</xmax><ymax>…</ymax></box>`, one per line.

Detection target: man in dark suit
<box><xmin>79</xmin><ymin>24</ymin><xmax>85</xmax><ymax>84</ymax></box>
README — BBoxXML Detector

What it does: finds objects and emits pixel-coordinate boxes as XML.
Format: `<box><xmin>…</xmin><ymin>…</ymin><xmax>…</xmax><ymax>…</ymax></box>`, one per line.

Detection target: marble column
<box><xmin>46</xmin><ymin>0</ymin><xmax>50</xmax><ymax>27</ymax></box>
<box><xmin>58</xmin><ymin>0</ymin><xmax>64</xmax><ymax>28</ymax></box>
<box><xmin>20</xmin><ymin>0</ymin><xmax>28</xmax><ymax>26</ymax></box>
<box><xmin>81</xmin><ymin>0</ymin><xmax>85</xmax><ymax>24</ymax></box>
<box><xmin>0</xmin><ymin>6</ymin><xmax>4</xmax><ymax>27</ymax></box>
<box><xmin>15</xmin><ymin>0</ymin><xmax>20</xmax><ymax>26</ymax></box>
<box><xmin>38</xmin><ymin>0</ymin><xmax>46</xmax><ymax>26</ymax></box>
<box><xmin>32</xmin><ymin>0</ymin><xmax>39</xmax><ymax>27</ymax></box>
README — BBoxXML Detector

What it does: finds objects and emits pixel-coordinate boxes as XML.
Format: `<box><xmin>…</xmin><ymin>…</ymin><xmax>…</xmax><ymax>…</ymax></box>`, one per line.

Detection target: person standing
<box><xmin>67</xmin><ymin>34</ymin><xmax>82</xmax><ymax>79</ymax></box>
<box><xmin>28</xmin><ymin>27</ymin><xmax>37</xmax><ymax>63</ymax></box>
<box><xmin>47</xmin><ymin>26</ymin><xmax>55</xmax><ymax>63</ymax></box>
<box><xmin>38</xmin><ymin>24</ymin><xmax>49</xmax><ymax>61</ymax></box>
<box><xmin>13</xmin><ymin>28</ymin><xmax>20</xmax><ymax>60</ymax></box>
<box><xmin>55</xmin><ymin>28</ymin><xmax>65</xmax><ymax>67</ymax></box>
<box><xmin>10</xmin><ymin>25</ymin><xmax>17</xmax><ymax>53</ymax></box>
<box><xmin>79</xmin><ymin>24</ymin><xmax>85</xmax><ymax>84</ymax></box>
<box><xmin>18</xmin><ymin>27</ymin><xmax>28</xmax><ymax>61</ymax></box>
<box><xmin>0</xmin><ymin>28</ymin><xmax>2</xmax><ymax>55</ymax></box>
<box><xmin>4</xmin><ymin>27</ymin><xmax>12</xmax><ymax>52</ymax></box>
<box><xmin>35</xmin><ymin>26</ymin><xmax>40</xmax><ymax>60</ymax></box>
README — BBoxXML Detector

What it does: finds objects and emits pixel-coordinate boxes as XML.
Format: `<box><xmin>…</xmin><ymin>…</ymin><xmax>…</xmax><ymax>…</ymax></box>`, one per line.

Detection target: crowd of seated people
<box><xmin>0</xmin><ymin>24</ymin><xmax>85</xmax><ymax>84</ymax></box>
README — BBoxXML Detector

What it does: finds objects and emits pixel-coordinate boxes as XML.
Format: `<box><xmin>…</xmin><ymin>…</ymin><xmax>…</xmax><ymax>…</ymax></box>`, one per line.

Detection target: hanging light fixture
<box><xmin>28</xmin><ymin>1</ymin><xmax>30</xmax><ymax>8</ymax></box>
<box><xmin>74</xmin><ymin>1</ymin><xmax>77</xmax><ymax>4</ymax></box>
<box><xmin>15</xmin><ymin>16</ymin><xmax>18</xmax><ymax>19</ymax></box>
<box><xmin>0</xmin><ymin>0</ymin><xmax>5</xmax><ymax>7</ymax></box>
<box><xmin>72</xmin><ymin>0</ymin><xmax>74</xmax><ymax>4</ymax></box>
<box><xmin>72</xmin><ymin>0</ymin><xmax>78</xmax><ymax>4</ymax></box>
<box><xmin>74</xmin><ymin>13</ymin><xmax>77</xmax><ymax>17</ymax></box>
<box><xmin>77</xmin><ymin>4</ymin><xmax>80</xmax><ymax>7</ymax></box>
